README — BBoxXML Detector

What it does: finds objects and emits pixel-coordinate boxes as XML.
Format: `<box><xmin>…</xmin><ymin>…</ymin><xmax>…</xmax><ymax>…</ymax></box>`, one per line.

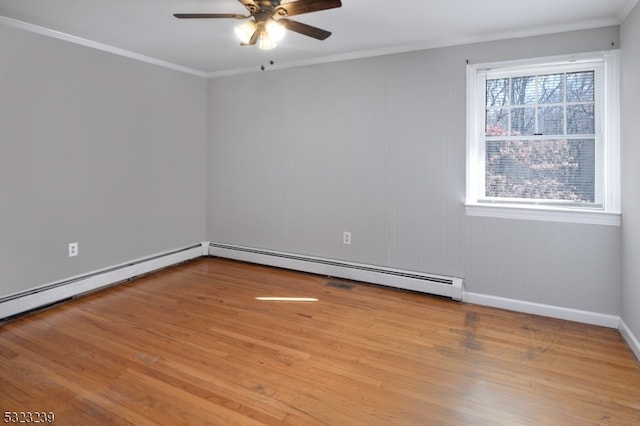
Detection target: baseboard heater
<box><xmin>208</xmin><ymin>242</ymin><xmax>463</xmax><ymax>301</ymax></box>
<box><xmin>0</xmin><ymin>244</ymin><xmax>205</xmax><ymax>321</ymax></box>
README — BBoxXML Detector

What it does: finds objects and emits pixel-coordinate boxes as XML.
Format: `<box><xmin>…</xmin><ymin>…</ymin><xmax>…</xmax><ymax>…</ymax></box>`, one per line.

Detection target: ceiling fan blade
<box><xmin>279</xmin><ymin>18</ymin><xmax>332</xmax><ymax>40</ymax></box>
<box><xmin>241</xmin><ymin>29</ymin><xmax>260</xmax><ymax>46</ymax></box>
<box><xmin>174</xmin><ymin>13</ymin><xmax>248</xmax><ymax>19</ymax></box>
<box><xmin>237</xmin><ymin>0</ymin><xmax>259</xmax><ymax>14</ymax></box>
<box><xmin>277</xmin><ymin>0</ymin><xmax>342</xmax><ymax>17</ymax></box>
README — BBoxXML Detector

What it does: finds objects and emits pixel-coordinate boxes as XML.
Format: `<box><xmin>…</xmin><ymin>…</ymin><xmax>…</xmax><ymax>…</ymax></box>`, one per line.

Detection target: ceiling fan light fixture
<box><xmin>265</xmin><ymin>20</ymin><xmax>285</xmax><ymax>42</ymax></box>
<box><xmin>258</xmin><ymin>30</ymin><xmax>276</xmax><ymax>50</ymax></box>
<box><xmin>234</xmin><ymin>20</ymin><xmax>257</xmax><ymax>44</ymax></box>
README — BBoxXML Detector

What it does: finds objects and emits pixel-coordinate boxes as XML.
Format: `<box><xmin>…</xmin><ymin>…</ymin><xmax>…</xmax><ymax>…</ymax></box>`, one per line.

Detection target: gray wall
<box><xmin>207</xmin><ymin>26</ymin><xmax>622</xmax><ymax>315</ymax></box>
<box><xmin>621</xmin><ymin>4</ymin><xmax>640</xmax><ymax>340</ymax></box>
<box><xmin>0</xmin><ymin>24</ymin><xmax>207</xmax><ymax>297</ymax></box>
<box><xmin>0</xmin><ymin>17</ymin><xmax>627</xmax><ymax>321</ymax></box>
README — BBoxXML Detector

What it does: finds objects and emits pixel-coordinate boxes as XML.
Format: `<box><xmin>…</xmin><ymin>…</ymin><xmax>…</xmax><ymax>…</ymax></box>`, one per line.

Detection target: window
<box><xmin>466</xmin><ymin>51</ymin><xmax>620</xmax><ymax>226</ymax></box>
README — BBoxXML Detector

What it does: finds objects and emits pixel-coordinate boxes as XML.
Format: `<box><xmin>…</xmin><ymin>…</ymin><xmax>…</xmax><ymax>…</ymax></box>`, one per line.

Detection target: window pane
<box><xmin>486</xmin><ymin>108</ymin><xmax>509</xmax><ymax>135</ymax></box>
<box><xmin>511</xmin><ymin>107</ymin><xmax>535</xmax><ymax>135</ymax></box>
<box><xmin>567</xmin><ymin>104</ymin><xmax>595</xmax><ymax>134</ymax></box>
<box><xmin>486</xmin><ymin>78</ymin><xmax>509</xmax><ymax>107</ymax></box>
<box><xmin>485</xmin><ymin>139</ymin><xmax>595</xmax><ymax>202</ymax></box>
<box><xmin>511</xmin><ymin>76</ymin><xmax>536</xmax><ymax>105</ymax></box>
<box><xmin>538</xmin><ymin>73</ymin><xmax>564</xmax><ymax>104</ymax></box>
<box><xmin>538</xmin><ymin>106</ymin><xmax>564</xmax><ymax>135</ymax></box>
<box><xmin>566</xmin><ymin>71</ymin><xmax>594</xmax><ymax>102</ymax></box>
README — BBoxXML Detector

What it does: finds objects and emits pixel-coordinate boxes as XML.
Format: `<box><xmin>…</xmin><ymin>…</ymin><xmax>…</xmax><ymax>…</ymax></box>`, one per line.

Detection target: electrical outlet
<box><xmin>68</xmin><ymin>242</ymin><xmax>79</xmax><ymax>257</ymax></box>
<box><xmin>343</xmin><ymin>231</ymin><xmax>351</xmax><ymax>245</ymax></box>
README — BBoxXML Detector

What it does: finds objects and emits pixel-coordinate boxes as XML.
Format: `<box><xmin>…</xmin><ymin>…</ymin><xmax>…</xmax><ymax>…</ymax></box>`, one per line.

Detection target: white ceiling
<box><xmin>0</xmin><ymin>0</ymin><xmax>637</xmax><ymax>77</ymax></box>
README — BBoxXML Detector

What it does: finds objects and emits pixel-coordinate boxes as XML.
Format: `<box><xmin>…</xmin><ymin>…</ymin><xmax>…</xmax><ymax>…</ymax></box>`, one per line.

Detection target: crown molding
<box><xmin>0</xmin><ymin>13</ymin><xmax>622</xmax><ymax>80</ymax></box>
<box><xmin>619</xmin><ymin>0</ymin><xmax>640</xmax><ymax>20</ymax></box>
<box><xmin>0</xmin><ymin>15</ymin><xmax>208</xmax><ymax>78</ymax></box>
<box><xmin>207</xmin><ymin>17</ymin><xmax>621</xmax><ymax>78</ymax></box>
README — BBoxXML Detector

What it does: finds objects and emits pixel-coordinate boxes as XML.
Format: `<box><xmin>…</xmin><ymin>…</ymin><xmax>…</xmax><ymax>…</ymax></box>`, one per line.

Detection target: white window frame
<box><xmin>465</xmin><ymin>51</ymin><xmax>620</xmax><ymax>226</ymax></box>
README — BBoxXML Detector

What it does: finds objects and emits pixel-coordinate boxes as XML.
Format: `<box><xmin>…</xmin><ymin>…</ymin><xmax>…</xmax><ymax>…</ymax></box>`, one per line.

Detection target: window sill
<box><xmin>465</xmin><ymin>203</ymin><xmax>620</xmax><ymax>226</ymax></box>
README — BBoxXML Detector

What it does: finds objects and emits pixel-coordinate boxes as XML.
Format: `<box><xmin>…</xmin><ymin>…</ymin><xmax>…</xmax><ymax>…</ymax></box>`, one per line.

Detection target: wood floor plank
<box><xmin>1</xmin><ymin>257</ymin><xmax>639</xmax><ymax>425</ymax></box>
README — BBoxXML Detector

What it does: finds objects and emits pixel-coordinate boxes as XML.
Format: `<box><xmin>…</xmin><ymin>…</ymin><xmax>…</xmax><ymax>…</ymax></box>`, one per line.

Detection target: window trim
<box><xmin>465</xmin><ymin>50</ymin><xmax>620</xmax><ymax>226</ymax></box>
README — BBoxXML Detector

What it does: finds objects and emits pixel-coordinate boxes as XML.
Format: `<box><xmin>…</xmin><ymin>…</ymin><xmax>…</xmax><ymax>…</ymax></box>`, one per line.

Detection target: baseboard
<box><xmin>462</xmin><ymin>291</ymin><xmax>620</xmax><ymax>329</ymax></box>
<box><xmin>619</xmin><ymin>319</ymin><xmax>640</xmax><ymax>362</ymax></box>
<box><xmin>0</xmin><ymin>244</ymin><xmax>203</xmax><ymax>320</ymax></box>
<box><xmin>208</xmin><ymin>242</ymin><xmax>463</xmax><ymax>300</ymax></box>
<box><xmin>3</xmin><ymin>240</ymin><xmax>637</xmax><ymax>361</ymax></box>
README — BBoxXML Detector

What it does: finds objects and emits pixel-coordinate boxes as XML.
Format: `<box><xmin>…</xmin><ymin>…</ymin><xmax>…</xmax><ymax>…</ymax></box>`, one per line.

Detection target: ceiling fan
<box><xmin>174</xmin><ymin>0</ymin><xmax>342</xmax><ymax>50</ymax></box>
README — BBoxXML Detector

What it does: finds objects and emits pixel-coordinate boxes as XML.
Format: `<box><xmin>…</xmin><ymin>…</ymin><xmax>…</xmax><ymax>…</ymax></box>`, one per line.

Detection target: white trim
<box><xmin>207</xmin><ymin>17</ymin><xmax>622</xmax><ymax>78</ymax></box>
<box><xmin>603</xmin><ymin>50</ymin><xmax>622</xmax><ymax>214</ymax></box>
<box><xmin>465</xmin><ymin>50</ymin><xmax>621</xmax><ymax>225</ymax></box>
<box><xmin>209</xmin><ymin>242</ymin><xmax>463</xmax><ymax>300</ymax></box>
<box><xmin>472</xmin><ymin>50</ymin><xmax>616</xmax><ymax>72</ymax></box>
<box><xmin>200</xmin><ymin>241</ymin><xmax>211</xmax><ymax>256</ymax></box>
<box><xmin>619</xmin><ymin>319</ymin><xmax>640</xmax><ymax>362</ymax></box>
<box><xmin>0</xmin><ymin>11</ymin><xmax>623</xmax><ymax>79</ymax></box>
<box><xmin>0</xmin><ymin>244</ymin><xmax>203</xmax><ymax>320</ymax></box>
<box><xmin>619</xmin><ymin>0</ymin><xmax>640</xmax><ymax>20</ymax></box>
<box><xmin>465</xmin><ymin>203</ymin><xmax>621</xmax><ymax>226</ymax></box>
<box><xmin>0</xmin><ymin>16</ymin><xmax>207</xmax><ymax>78</ymax></box>
<box><xmin>462</xmin><ymin>291</ymin><xmax>620</xmax><ymax>328</ymax></box>
<box><xmin>2</xmin><ymin>240</ymin><xmax>637</xmax><ymax>361</ymax></box>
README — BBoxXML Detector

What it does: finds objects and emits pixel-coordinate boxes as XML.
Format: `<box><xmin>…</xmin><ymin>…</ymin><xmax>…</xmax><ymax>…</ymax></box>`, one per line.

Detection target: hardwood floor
<box><xmin>1</xmin><ymin>257</ymin><xmax>639</xmax><ymax>425</ymax></box>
